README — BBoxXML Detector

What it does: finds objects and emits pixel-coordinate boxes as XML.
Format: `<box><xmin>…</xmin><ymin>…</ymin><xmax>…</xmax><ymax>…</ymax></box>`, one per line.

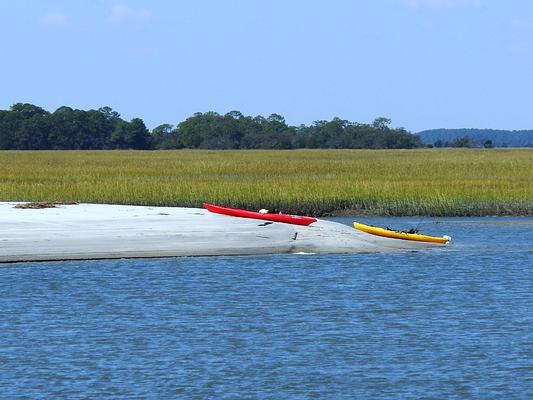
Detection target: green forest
<box><xmin>0</xmin><ymin>103</ymin><xmax>422</xmax><ymax>150</ymax></box>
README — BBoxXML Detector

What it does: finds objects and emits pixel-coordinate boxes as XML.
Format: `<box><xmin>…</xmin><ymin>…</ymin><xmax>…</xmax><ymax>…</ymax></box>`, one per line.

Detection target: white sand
<box><xmin>0</xmin><ymin>203</ymin><xmax>444</xmax><ymax>262</ymax></box>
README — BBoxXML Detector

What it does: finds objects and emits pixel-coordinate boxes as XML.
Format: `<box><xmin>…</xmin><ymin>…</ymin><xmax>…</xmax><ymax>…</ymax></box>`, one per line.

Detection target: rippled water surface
<box><xmin>1</xmin><ymin>217</ymin><xmax>532</xmax><ymax>399</ymax></box>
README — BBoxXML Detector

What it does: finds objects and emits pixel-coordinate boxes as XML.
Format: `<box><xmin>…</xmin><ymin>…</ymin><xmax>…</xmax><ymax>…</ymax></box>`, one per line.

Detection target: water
<box><xmin>1</xmin><ymin>217</ymin><xmax>532</xmax><ymax>399</ymax></box>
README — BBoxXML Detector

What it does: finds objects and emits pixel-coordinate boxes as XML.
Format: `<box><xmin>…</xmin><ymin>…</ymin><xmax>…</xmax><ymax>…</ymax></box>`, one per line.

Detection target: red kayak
<box><xmin>204</xmin><ymin>203</ymin><xmax>317</xmax><ymax>226</ymax></box>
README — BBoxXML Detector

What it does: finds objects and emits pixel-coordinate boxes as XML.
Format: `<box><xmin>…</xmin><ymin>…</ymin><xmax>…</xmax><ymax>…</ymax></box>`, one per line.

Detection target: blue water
<box><xmin>1</xmin><ymin>217</ymin><xmax>532</xmax><ymax>399</ymax></box>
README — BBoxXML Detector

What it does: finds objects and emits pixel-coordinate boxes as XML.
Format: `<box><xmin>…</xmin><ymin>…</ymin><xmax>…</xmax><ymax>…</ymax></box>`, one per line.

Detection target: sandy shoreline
<box><xmin>0</xmin><ymin>203</ymin><xmax>444</xmax><ymax>262</ymax></box>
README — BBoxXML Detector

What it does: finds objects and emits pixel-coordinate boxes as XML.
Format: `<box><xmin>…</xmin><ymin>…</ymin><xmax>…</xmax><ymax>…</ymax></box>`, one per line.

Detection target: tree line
<box><xmin>418</xmin><ymin>128</ymin><xmax>533</xmax><ymax>148</ymax></box>
<box><xmin>431</xmin><ymin>137</ymin><xmax>495</xmax><ymax>148</ymax></box>
<box><xmin>0</xmin><ymin>103</ymin><xmax>422</xmax><ymax>150</ymax></box>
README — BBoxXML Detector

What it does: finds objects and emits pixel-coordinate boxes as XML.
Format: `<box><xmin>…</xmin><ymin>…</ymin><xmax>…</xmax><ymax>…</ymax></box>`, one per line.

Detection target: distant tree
<box><xmin>240</xmin><ymin>116</ymin><xmax>265</xmax><ymax>149</ymax></box>
<box><xmin>126</xmin><ymin>118</ymin><xmax>150</xmax><ymax>149</ymax></box>
<box><xmin>178</xmin><ymin>113</ymin><xmax>204</xmax><ymax>148</ymax></box>
<box><xmin>484</xmin><ymin>139</ymin><xmax>494</xmax><ymax>148</ymax></box>
<box><xmin>177</xmin><ymin>111</ymin><xmax>256</xmax><ymax>149</ymax></box>
<box><xmin>86</xmin><ymin>109</ymin><xmax>116</xmax><ymax>149</ymax></box>
<box><xmin>109</xmin><ymin>118</ymin><xmax>150</xmax><ymax>149</ymax></box>
<box><xmin>434</xmin><ymin>139</ymin><xmax>443</xmax><ymax>148</ymax></box>
<box><xmin>305</xmin><ymin>118</ymin><xmax>349</xmax><ymax>148</ymax></box>
<box><xmin>8</xmin><ymin>103</ymin><xmax>51</xmax><ymax>149</ymax></box>
<box><xmin>372</xmin><ymin>117</ymin><xmax>391</xmax><ymax>130</ymax></box>
<box><xmin>0</xmin><ymin>110</ymin><xmax>10</xmax><ymax>149</ymax></box>
<box><xmin>151</xmin><ymin>124</ymin><xmax>178</xmax><ymax>149</ymax></box>
<box><xmin>48</xmin><ymin>106</ymin><xmax>76</xmax><ymax>149</ymax></box>
<box><xmin>260</xmin><ymin>114</ymin><xmax>294</xmax><ymax>149</ymax></box>
<box><xmin>98</xmin><ymin>106</ymin><xmax>121</xmax><ymax>122</ymax></box>
<box><xmin>383</xmin><ymin>128</ymin><xmax>422</xmax><ymax>149</ymax></box>
<box><xmin>111</xmin><ymin>120</ymin><xmax>130</xmax><ymax>149</ymax></box>
<box><xmin>451</xmin><ymin>136</ymin><xmax>474</xmax><ymax>148</ymax></box>
<box><xmin>292</xmin><ymin>124</ymin><xmax>308</xmax><ymax>148</ymax></box>
<box><xmin>10</xmin><ymin>103</ymin><xmax>48</xmax><ymax>118</ymax></box>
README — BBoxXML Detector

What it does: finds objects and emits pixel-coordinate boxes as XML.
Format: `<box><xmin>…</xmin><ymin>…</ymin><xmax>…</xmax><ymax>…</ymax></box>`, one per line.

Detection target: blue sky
<box><xmin>1</xmin><ymin>0</ymin><xmax>532</xmax><ymax>131</ymax></box>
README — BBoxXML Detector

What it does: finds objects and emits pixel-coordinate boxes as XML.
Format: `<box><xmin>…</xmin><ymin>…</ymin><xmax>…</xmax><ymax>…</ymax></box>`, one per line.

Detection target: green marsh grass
<box><xmin>0</xmin><ymin>149</ymin><xmax>531</xmax><ymax>216</ymax></box>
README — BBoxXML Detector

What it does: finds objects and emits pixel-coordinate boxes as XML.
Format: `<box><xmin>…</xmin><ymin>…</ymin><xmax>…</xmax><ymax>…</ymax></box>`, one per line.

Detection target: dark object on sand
<box><xmin>14</xmin><ymin>202</ymin><xmax>78</xmax><ymax>209</ymax></box>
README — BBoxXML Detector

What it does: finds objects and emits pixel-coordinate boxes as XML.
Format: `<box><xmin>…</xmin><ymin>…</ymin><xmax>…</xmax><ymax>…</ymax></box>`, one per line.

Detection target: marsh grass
<box><xmin>0</xmin><ymin>149</ymin><xmax>531</xmax><ymax>216</ymax></box>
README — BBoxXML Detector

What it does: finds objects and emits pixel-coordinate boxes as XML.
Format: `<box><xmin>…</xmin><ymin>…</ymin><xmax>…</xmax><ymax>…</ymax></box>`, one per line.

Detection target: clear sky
<box><xmin>1</xmin><ymin>0</ymin><xmax>532</xmax><ymax>132</ymax></box>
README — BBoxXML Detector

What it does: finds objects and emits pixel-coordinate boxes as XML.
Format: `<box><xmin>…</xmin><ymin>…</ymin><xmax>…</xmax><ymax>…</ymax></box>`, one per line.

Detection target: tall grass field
<box><xmin>0</xmin><ymin>149</ymin><xmax>531</xmax><ymax>216</ymax></box>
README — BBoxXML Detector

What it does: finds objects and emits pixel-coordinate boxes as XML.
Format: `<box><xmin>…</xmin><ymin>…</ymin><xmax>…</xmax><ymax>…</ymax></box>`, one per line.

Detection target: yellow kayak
<box><xmin>353</xmin><ymin>222</ymin><xmax>450</xmax><ymax>244</ymax></box>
